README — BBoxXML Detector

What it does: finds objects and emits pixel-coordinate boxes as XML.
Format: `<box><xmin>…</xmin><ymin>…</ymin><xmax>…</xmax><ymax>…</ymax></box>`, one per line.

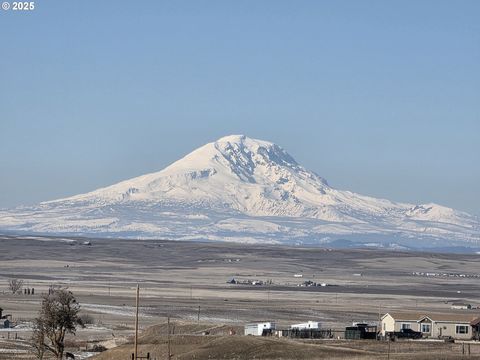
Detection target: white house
<box><xmin>290</xmin><ymin>321</ymin><xmax>320</xmax><ymax>330</ymax></box>
<box><xmin>244</xmin><ymin>321</ymin><xmax>276</xmax><ymax>336</ymax></box>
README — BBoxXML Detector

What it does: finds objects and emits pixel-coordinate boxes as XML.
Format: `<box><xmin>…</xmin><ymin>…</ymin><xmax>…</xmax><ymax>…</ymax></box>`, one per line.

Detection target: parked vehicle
<box><xmin>386</xmin><ymin>328</ymin><xmax>422</xmax><ymax>340</ymax></box>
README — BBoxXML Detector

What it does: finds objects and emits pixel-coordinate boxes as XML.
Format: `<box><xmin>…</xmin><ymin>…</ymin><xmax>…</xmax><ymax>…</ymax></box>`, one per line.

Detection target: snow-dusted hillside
<box><xmin>1</xmin><ymin>135</ymin><xmax>479</xmax><ymax>248</ymax></box>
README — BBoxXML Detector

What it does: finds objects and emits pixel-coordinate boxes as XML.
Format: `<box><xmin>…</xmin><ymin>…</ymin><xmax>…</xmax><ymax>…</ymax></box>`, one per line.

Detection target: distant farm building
<box><xmin>451</xmin><ymin>302</ymin><xmax>472</xmax><ymax>310</ymax></box>
<box><xmin>228</xmin><ymin>278</ymin><xmax>266</xmax><ymax>286</ymax></box>
<box><xmin>244</xmin><ymin>322</ymin><xmax>275</xmax><ymax>336</ymax></box>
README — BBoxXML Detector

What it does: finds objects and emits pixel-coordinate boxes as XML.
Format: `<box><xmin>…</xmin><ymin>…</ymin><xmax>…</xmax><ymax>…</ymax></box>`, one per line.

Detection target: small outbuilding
<box><xmin>345</xmin><ymin>323</ymin><xmax>377</xmax><ymax>340</ymax></box>
<box><xmin>290</xmin><ymin>321</ymin><xmax>320</xmax><ymax>330</ymax></box>
<box><xmin>244</xmin><ymin>322</ymin><xmax>275</xmax><ymax>336</ymax></box>
<box><xmin>470</xmin><ymin>318</ymin><xmax>480</xmax><ymax>340</ymax></box>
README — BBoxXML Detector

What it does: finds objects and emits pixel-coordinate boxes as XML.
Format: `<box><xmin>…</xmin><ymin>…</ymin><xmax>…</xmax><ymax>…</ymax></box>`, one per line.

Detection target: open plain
<box><xmin>2</xmin><ymin>234</ymin><xmax>480</xmax><ymax>359</ymax></box>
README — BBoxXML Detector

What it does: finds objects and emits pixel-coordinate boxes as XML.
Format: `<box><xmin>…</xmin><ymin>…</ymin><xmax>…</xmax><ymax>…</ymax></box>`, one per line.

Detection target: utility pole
<box><xmin>197</xmin><ymin>305</ymin><xmax>201</xmax><ymax>322</ymax></box>
<box><xmin>378</xmin><ymin>304</ymin><xmax>381</xmax><ymax>327</ymax></box>
<box><xmin>134</xmin><ymin>284</ymin><xmax>139</xmax><ymax>360</ymax></box>
<box><xmin>167</xmin><ymin>316</ymin><xmax>171</xmax><ymax>360</ymax></box>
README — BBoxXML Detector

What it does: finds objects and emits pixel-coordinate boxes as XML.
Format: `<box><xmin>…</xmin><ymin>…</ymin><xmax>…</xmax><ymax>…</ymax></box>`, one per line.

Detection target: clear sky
<box><xmin>1</xmin><ymin>1</ymin><xmax>479</xmax><ymax>215</ymax></box>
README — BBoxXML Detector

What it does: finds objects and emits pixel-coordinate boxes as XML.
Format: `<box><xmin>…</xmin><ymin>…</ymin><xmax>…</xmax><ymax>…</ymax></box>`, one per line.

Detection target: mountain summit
<box><xmin>1</xmin><ymin>135</ymin><xmax>479</xmax><ymax>249</ymax></box>
<box><xmin>58</xmin><ymin>134</ymin><xmax>331</xmax><ymax>219</ymax></box>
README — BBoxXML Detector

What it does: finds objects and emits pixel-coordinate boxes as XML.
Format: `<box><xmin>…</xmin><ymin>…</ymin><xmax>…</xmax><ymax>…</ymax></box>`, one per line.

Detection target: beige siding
<box><xmin>418</xmin><ymin>319</ymin><xmax>433</xmax><ymax>337</ymax></box>
<box><xmin>381</xmin><ymin>314</ymin><xmax>395</xmax><ymax>336</ymax></box>
<box><xmin>381</xmin><ymin>314</ymin><xmax>420</xmax><ymax>335</ymax></box>
<box><xmin>382</xmin><ymin>313</ymin><xmax>477</xmax><ymax>340</ymax></box>
<box><xmin>432</xmin><ymin>322</ymin><xmax>472</xmax><ymax>340</ymax></box>
<box><xmin>395</xmin><ymin>321</ymin><xmax>419</xmax><ymax>332</ymax></box>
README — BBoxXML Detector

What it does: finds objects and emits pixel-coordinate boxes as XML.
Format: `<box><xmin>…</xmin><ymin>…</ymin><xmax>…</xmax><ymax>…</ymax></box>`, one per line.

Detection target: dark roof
<box><xmin>470</xmin><ymin>318</ymin><xmax>480</xmax><ymax>326</ymax></box>
<box><xmin>419</xmin><ymin>313</ymin><xmax>480</xmax><ymax>323</ymax></box>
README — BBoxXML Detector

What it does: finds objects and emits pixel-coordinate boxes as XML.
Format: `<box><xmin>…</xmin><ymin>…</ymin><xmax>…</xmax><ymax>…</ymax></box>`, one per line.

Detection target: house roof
<box><xmin>381</xmin><ymin>312</ymin><xmax>426</xmax><ymax>321</ymax></box>
<box><xmin>245</xmin><ymin>321</ymin><xmax>275</xmax><ymax>325</ymax></box>
<box><xmin>418</xmin><ymin>313</ymin><xmax>480</xmax><ymax>323</ymax></box>
<box><xmin>470</xmin><ymin>318</ymin><xmax>480</xmax><ymax>326</ymax></box>
<box><xmin>383</xmin><ymin>312</ymin><xmax>480</xmax><ymax>324</ymax></box>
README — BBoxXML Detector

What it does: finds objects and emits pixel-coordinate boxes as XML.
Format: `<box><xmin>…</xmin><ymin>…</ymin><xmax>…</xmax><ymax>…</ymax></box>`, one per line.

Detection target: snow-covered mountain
<box><xmin>1</xmin><ymin>135</ymin><xmax>479</xmax><ymax>249</ymax></box>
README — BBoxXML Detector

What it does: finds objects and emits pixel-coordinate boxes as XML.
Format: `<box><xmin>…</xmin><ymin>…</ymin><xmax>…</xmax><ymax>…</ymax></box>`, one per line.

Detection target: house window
<box><xmin>401</xmin><ymin>323</ymin><xmax>411</xmax><ymax>330</ymax></box>
<box><xmin>456</xmin><ymin>325</ymin><xmax>469</xmax><ymax>334</ymax></box>
<box><xmin>421</xmin><ymin>324</ymin><xmax>431</xmax><ymax>333</ymax></box>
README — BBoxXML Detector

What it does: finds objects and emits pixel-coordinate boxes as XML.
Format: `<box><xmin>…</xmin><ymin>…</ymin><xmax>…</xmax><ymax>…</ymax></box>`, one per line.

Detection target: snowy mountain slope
<box><xmin>1</xmin><ymin>135</ymin><xmax>479</xmax><ymax>248</ymax></box>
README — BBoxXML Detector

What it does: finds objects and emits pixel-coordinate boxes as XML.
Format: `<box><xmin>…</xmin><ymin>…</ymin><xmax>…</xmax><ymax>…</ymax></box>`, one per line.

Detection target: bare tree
<box><xmin>30</xmin><ymin>319</ymin><xmax>46</xmax><ymax>360</ymax></box>
<box><xmin>8</xmin><ymin>279</ymin><xmax>24</xmax><ymax>294</ymax></box>
<box><xmin>31</xmin><ymin>288</ymin><xmax>82</xmax><ymax>360</ymax></box>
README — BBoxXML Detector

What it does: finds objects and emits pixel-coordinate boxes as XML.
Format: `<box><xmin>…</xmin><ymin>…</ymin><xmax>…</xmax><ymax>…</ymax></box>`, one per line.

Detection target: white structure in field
<box><xmin>244</xmin><ymin>322</ymin><xmax>276</xmax><ymax>336</ymax></box>
<box><xmin>290</xmin><ymin>321</ymin><xmax>320</xmax><ymax>330</ymax></box>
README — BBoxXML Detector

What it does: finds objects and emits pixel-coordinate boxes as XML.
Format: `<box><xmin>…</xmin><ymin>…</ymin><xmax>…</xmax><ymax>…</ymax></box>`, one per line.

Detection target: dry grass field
<box><xmin>2</xmin><ymin>234</ymin><xmax>480</xmax><ymax>359</ymax></box>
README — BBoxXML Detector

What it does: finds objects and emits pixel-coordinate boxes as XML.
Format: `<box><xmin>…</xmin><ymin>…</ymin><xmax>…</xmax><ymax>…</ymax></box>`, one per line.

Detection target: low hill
<box><xmin>90</xmin><ymin>321</ymin><xmax>479</xmax><ymax>360</ymax></box>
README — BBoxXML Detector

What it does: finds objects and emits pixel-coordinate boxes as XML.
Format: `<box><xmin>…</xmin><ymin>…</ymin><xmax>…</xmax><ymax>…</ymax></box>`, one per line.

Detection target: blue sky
<box><xmin>1</xmin><ymin>1</ymin><xmax>479</xmax><ymax>215</ymax></box>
